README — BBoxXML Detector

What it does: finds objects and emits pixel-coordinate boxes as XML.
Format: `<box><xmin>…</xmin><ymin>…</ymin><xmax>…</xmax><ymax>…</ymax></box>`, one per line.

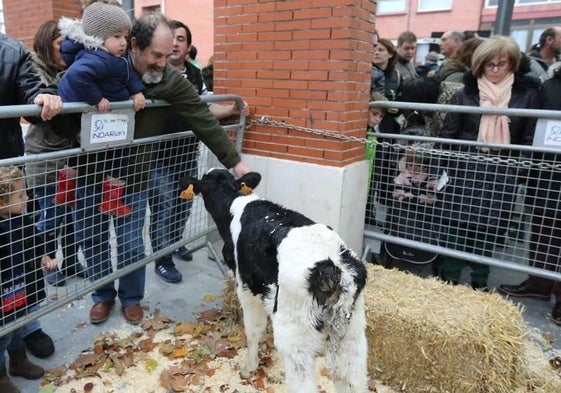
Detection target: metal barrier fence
<box><xmin>0</xmin><ymin>94</ymin><xmax>245</xmax><ymax>336</ymax></box>
<box><xmin>364</xmin><ymin>100</ymin><xmax>561</xmax><ymax>283</ymax></box>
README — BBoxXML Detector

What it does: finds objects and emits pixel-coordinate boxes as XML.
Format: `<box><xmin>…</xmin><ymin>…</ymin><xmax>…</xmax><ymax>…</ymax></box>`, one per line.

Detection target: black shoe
<box><xmin>174</xmin><ymin>248</ymin><xmax>193</xmax><ymax>261</ymax></box>
<box><xmin>23</xmin><ymin>329</ymin><xmax>55</xmax><ymax>358</ymax></box>
<box><xmin>551</xmin><ymin>302</ymin><xmax>561</xmax><ymax>326</ymax></box>
<box><xmin>497</xmin><ymin>282</ymin><xmax>550</xmax><ymax>301</ymax></box>
<box><xmin>155</xmin><ymin>264</ymin><xmax>183</xmax><ymax>283</ymax></box>
<box><xmin>471</xmin><ymin>282</ymin><xmax>489</xmax><ymax>292</ymax></box>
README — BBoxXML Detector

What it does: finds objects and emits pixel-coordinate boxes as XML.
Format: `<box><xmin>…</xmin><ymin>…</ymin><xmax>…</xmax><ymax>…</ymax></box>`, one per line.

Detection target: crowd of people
<box><xmin>367</xmin><ymin>27</ymin><xmax>561</xmax><ymax>327</ymax></box>
<box><xmin>0</xmin><ymin>1</ymin><xmax>250</xmax><ymax>391</ymax></box>
<box><xmin>1</xmin><ymin>2</ymin><xmax>561</xmax><ymax>391</ymax></box>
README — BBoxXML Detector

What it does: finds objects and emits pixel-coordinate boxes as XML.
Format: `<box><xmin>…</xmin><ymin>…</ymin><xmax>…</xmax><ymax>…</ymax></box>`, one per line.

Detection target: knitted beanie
<box><xmin>82</xmin><ymin>2</ymin><xmax>132</xmax><ymax>40</ymax></box>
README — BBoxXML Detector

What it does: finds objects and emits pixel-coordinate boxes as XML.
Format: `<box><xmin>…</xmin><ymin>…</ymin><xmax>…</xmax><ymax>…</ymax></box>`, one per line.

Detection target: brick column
<box><xmin>215</xmin><ymin>0</ymin><xmax>377</xmax><ymax>251</ymax></box>
<box><xmin>4</xmin><ymin>0</ymin><xmax>81</xmax><ymax>49</ymax></box>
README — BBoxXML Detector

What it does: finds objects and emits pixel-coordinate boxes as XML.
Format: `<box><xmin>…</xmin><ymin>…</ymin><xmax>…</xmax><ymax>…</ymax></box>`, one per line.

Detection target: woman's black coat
<box><xmin>527</xmin><ymin>64</ymin><xmax>561</xmax><ymax>217</ymax></box>
<box><xmin>436</xmin><ymin>70</ymin><xmax>540</xmax><ymax>230</ymax></box>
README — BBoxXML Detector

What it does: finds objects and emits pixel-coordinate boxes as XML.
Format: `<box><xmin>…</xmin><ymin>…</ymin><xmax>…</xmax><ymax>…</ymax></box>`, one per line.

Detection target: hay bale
<box><xmin>365</xmin><ymin>264</ymin><xmax>545</xmax><ymax>393</ymax></box>
<box><xmin>220</xmin><ymin>265</ymin><xmax>561</xmax><ymax>392</ymax></box>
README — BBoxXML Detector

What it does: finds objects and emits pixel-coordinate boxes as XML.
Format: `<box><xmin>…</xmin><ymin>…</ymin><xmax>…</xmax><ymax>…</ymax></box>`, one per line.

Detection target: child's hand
<box><xmin>97</xmin><ymin>98</ymin><xmax>110</xmax><ymax>112</ymax></box>
<box><xmin>132</xmin><ymin>93</ymin><xmax>145</xmax><ymax>112</ymax></box>
<box><xmin>41</xmin><ymin>255</ymin><xmax>58</xmax><ymax>271</ymax></box>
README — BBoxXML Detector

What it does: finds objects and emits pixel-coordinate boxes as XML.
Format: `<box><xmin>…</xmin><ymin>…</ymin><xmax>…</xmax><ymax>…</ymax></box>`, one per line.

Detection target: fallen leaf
<box><xmin>174</xmin><ymin>321</ymin><xmax>204</xmax><ymax>336</ymax></box>
<box><xmin>202</xmin><ymin>293</ymin><xmax>216</xmax><ymax>302</ymax></box>
<box><xmin>198</xmin><ymin>309</ymin><xmax>222</xmax><ymax>323</ymax></box>
<box><xmin>145</xmin><ymin>357</ymin><xmax>159</xmax><ymax>373</ymax></box>
<box><xmin>141</xmin><ymin>316</ymin><xmax>173</xmax><ymax>331</ymax></box>
<box><xmin>37</xmin><ymin>384</ymin><xmax>57</xmax><ymax>393</ymax></box>
<box><xmin>172</xmin><ymin>347</ymin><xmax>188</xmax><ymax>358</ymax></box>
<box><xmin>252</xmin><ymin>377</ymin><xmax>266</xmax><ymax>390</ymax></box>
<box><xmin>139</xmin><ymin>337</ymin><xmax>158</xmax><ymax>353</ymax></box>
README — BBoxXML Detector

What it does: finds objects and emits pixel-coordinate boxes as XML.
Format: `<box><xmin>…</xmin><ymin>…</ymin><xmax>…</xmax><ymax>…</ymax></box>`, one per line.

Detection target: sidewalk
<box><xmin>19</xmin><ymin>247</ymin><xmax>226</xmax><ymax>392</ymax></box>
<box><xmin>19</xmin><ymin>246</ymin><xmax>561</xmax><ymax>392</ymax></box>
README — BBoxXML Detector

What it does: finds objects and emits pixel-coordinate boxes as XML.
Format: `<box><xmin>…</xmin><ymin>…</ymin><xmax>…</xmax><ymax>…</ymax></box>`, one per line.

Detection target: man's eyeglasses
<box><xmin>484</xmin><ymin>61</ymin><xmax>510</xmax><ymax>71</ymax></box>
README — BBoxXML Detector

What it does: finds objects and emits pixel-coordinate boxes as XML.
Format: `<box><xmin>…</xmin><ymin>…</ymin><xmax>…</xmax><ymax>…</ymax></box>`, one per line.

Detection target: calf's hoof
<box><xmin>240</xmin><ymin>367</ymin><xmax>255</xmax><ymax>380</ymax></box>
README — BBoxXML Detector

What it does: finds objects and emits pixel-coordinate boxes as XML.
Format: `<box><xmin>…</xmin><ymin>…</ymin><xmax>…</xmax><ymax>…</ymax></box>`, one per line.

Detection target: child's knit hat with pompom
<box><xmin>82</xmin><ymin>1</ymin><xmax>131</xmax><ymax>40</ymax></box>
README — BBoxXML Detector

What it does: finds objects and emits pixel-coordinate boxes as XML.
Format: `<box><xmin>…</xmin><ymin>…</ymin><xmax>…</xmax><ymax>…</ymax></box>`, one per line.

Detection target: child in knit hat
<box><xmin>56</xmin><ymin>1</ymin><xmax>145</xmax><ymax>216</ymax></box>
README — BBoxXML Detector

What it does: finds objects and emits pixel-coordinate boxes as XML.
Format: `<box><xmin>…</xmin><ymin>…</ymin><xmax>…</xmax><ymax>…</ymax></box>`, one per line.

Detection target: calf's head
<box><xmin>178</xmin><ymin>168</ymin><xmax>261</xmax><ymax>201</ymax></box>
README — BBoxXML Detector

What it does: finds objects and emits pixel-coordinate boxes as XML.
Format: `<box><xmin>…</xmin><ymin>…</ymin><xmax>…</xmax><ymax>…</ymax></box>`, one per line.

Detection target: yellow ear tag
<box><xmin>179</xmin><ymin>184</ymin><xmax>195</xmax><ymax>200</ymax></box>
<box><xmin>239</xmin><ymin>182</ymin><xmax>253</xmax><ymax>196</ymax></box>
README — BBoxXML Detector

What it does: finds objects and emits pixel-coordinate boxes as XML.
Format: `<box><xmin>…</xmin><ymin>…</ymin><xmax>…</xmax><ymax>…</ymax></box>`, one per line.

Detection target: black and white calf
<box><xmin>179</xmin><ymin>168</ymin><xmax>368</xmax><ymax>393</ymax></box>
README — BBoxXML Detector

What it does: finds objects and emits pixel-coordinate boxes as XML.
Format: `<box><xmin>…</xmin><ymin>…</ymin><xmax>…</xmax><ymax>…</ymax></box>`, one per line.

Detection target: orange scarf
<box><xmin>477</xmin><ymin>73</ymin><xmax>514</xmax><ymax>150</ymax></box>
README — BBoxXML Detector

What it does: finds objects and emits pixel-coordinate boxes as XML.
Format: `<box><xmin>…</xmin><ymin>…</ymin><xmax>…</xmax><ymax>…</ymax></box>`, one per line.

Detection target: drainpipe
<box><xmin>493</xmin><ymin>0</ymin><xmax>515</xmax><ymax>35</ymax></box>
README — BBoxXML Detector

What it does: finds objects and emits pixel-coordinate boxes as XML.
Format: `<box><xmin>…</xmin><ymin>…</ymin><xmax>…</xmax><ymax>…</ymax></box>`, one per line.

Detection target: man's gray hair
<box><xmin>447</xmin><ymin>31</ymin><xmax>465</xmax><ymax>43</ymax></box>
<box><xmin>129</xmin><ymin>14</ymin><xmax>172</xmax><ymax>51</ymax></box>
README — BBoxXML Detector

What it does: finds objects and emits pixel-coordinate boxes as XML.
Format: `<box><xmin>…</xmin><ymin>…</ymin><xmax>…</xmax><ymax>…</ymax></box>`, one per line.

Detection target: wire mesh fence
<box><xmin>3</xmin><ymin>96</ymin><xmax>561</xmax><ymax>336</ymax></box>
<box><xmin>0</xmin><ymin>95</ymin><xmax>244</xmax><ymax>336</ymax></box>
<box><xmin>364</xmin><ymin>101</ymin><xmax>561</xmax><ymax>284</ymax></box>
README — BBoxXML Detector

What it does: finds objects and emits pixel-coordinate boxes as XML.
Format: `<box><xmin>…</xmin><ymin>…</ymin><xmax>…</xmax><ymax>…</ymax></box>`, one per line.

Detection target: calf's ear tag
<box><xmin>180</xmin><ymin>184</ymin><xmax>195</xmax><ymax>200</ymax></box>
<box><xmin>240</xmin><ymin>182</ymin><xmax>253</xmax><ymax>195</ymax></box>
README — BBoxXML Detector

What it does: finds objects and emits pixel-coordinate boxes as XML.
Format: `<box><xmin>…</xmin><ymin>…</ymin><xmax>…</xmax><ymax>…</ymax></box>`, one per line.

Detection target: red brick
<box><xmin>258</xmin><ymin>11</ymin><xmax>294</xmax><ymax>22</ymax></box>
<box><xmin>293</xmin><ymin>29</ymin><xmax>331</xmax><ymax>40</ymax></box>
<box><xmin>275</xmin><ymin>20</ymin><xmax>312</xmax><ymax>31</ymax></box>
<box><xmin>258</xmin><ymin>31</ymin><xmax>293</xmax><ymax>41</ymax></box>
<box><xmin>275</xmin><ymin>40</ymin><xmax>311</xmax><ymax>51</ymax></box>
<box><xmin>242</xmin><ymin>22</ymin><xmax>277</xmax><ymax>33</ymax></box>
<box><xmin>290</xmin><ymin>90</ymin><xmax>328</xmax><ymax>101</ymax></box>
<box><xmin>294</xmin><ymin>8</ymin><xmax>333</xmax><ymax>19</ymax></box>
<box><xmin>256</xmin><ymin>70</ymin><xmax>291</xmax><ymax>80</ymax></box>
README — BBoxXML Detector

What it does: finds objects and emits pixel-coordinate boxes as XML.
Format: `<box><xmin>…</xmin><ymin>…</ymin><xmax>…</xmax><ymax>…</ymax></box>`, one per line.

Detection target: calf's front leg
<box><xmin>237</xmin><ymin>288</ymin><xmax>268</xmax><ymax>379</ymax></box>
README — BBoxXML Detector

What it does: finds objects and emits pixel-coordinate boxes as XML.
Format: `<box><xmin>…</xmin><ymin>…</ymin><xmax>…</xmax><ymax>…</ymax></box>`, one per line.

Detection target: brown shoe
<box><xmin>90</xmin><ymin>300</ymin><xmax>115</xmax><ymax>324</ymax></box>
<box><xmin>122</xmin><ymin>304</ymin><xmax>143</xmax><ymax>324</ymax></box>
<box><xmin>8</xmin><ymin>347</ymin><xmax>44</xmax><ymax>380</ymax></box>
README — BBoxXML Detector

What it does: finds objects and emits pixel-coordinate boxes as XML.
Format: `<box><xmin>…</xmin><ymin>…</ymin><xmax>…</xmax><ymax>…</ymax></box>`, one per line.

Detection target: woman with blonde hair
<box><xmin>435</xmin><ymin>35</ymin><xmax>541</xmax><ymax>289</ymax></box>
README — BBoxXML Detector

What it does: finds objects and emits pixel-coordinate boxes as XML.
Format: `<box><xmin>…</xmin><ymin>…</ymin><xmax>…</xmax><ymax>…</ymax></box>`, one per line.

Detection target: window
<box><xmin>377</xmin><ymin>0</ymin><xmax>406</xmax><ymax>14</ymax></box>
<box><xmin>418</xmin><ymin>0</ymin><xmax>452</xmax><ymax>12</ymax></box>
<box><xmin>511</xmin><ymin>30</ymin><xmax>529</xmax><ymax>51</ymax></box>
<box><xmin>142</xmin><ymin>5</ymin><xmax>161</xmax><ymax>15</ymax></box>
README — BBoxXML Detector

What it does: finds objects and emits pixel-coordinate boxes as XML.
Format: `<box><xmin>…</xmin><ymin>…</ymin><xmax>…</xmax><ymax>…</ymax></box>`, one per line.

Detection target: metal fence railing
<box><xmin>364</xmin><ymin>101</ymin><xmax>561</xmax><ymax>283</ymax></box>
<box><xmin>0</xmin><ymin>94</ymin><xmax>245</xmax><ymax>336</ymax></box>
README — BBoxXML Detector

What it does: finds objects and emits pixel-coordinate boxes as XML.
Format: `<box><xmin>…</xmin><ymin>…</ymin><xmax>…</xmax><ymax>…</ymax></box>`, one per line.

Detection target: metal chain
<box><xmin>246</xmin><ymin>116</ymin><xmax>561</xmax><ymax>171</ymax></box>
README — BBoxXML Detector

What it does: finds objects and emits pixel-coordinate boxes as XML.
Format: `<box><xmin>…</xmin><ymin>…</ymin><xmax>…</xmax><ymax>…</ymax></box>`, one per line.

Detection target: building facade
<box><xmin>375</xmin><ymin>0</ymin><xmax>561</xmax><ymax>64</ymax></box>
<box><xmin>134</xmin><ymin>0</ymin><xmax>214</xmax><ymax>67</ymax></box>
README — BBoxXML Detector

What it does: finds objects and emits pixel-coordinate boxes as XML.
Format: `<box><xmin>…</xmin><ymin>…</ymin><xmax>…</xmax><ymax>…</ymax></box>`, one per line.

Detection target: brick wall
<box><xmin>215</xmin><ymin>0</ymin><xmax>376</xmax><ymax>167</ymax></box>
<box><xmin>3</xmin><ymin>0</ymin><xmax>82</xmax><ymax>50</ymax></box>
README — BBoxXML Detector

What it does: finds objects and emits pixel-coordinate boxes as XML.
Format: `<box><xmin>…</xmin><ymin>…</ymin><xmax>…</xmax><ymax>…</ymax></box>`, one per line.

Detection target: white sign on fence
<box><xmin>533</xmin><ymin>119</ymin><xmax>561</xmax><ymax>150</ymax></box>
<box><xmin>80</xmin><ymin>109</ymin><xmax>135</xmax><ymax>150</ymax></box>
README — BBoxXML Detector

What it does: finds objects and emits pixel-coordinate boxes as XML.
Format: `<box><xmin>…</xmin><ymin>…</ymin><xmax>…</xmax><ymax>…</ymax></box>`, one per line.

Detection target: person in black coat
<box><xmin>498</xmin><ymin>61</ymin><xmax>561</xmax><ymax>325</ymax></box>
<box><xmin>0</xmin><ymin>30</ymin><xmax>63</xmax><ymax>362</ymax></box>
<box><xmin>435</xmin><ymin>36</ymin><xmax>541</xmax><ymax>289</ymax></box>
<box><xmin>0</xmin><ymin>166</ymin><xmax>58</xmax><ymax>392</ymax></box>
<box><xmin>0</xmin><ymin>33</ymin><xmax>62</xmax><ymax>159</ymax></box>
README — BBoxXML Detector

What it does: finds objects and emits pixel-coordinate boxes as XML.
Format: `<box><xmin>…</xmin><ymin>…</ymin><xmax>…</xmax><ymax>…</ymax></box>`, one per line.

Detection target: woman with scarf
<box><xmin>435</xmin><ymin>35</ymin><xmax>540</xmax><ymax>289</ymax></box>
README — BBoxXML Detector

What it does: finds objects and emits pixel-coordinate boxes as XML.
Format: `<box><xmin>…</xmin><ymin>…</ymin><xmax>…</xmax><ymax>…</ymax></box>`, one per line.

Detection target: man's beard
<box><xmin>142</xmin><ymin>65</ymin><xmax>164</xmax><ymax>84</ymax></box>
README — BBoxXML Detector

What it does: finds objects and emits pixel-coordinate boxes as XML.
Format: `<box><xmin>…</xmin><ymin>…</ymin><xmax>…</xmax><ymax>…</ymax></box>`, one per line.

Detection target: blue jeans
<box><xmin>35</xmin><ymin>185</ymin><xmax>78</xmax><ymax>265</ymax></box>
<box><xmin>149</xmin><ymin>156</ymin><xmax>197</xmax><ymax>268</ymax></box>
<box><xmin>22</xmin><ymin>185</ymin><xmax>73</xmax><ymax>339</ymax></box>
<box><xmin>0</xmin><ymin>327</ymin><xmax>24</xmax><ymax>364</ymax></box>
<box><xmin>73</xmin><ymin>184</ymin><xmax>147</xmax><ymax>307</ymax></box>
